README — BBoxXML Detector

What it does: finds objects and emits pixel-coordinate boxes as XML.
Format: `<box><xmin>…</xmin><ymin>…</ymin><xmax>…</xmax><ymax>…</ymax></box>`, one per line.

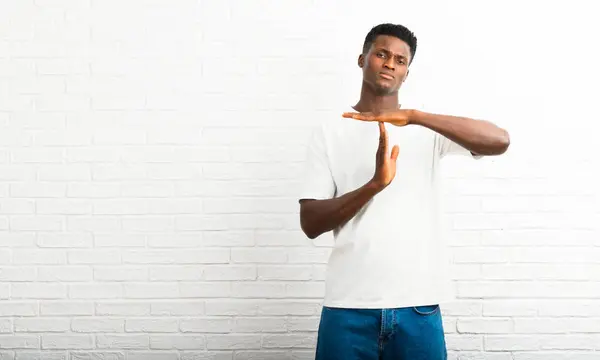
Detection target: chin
<box><xmin>374</xmin><ymin>80</ymin><xmax>398</xmax><ymax>92</ymax></box>
<box><xmin>366</xmin><ymin>78</ymin><xmax>398</xmax><ymax>95</ymax></box>
<box><xmin>375</xmin><ymin>85</ymin><xmax>397</xmax><ymax>96</ymax></box>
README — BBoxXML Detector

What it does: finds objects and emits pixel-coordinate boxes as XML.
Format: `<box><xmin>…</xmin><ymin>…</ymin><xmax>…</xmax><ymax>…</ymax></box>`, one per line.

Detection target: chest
<box><xmin>328</xmin><ymin>122</ymin><xmax>437</xmax><ymax>194</ymax></box>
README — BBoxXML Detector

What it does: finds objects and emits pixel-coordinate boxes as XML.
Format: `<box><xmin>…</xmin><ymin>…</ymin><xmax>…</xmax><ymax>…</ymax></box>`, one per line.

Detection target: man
<box><xmin>298</xmin><ymin>23</ymin><xmax>510</xmax><ymax>360</ymax></box>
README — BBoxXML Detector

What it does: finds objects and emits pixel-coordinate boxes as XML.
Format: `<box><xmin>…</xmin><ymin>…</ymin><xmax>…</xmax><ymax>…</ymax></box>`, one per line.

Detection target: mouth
<box><xmin>378</xmin><ymin>72</ymin><xmax>395</xmax><ymax>80</ymax></box>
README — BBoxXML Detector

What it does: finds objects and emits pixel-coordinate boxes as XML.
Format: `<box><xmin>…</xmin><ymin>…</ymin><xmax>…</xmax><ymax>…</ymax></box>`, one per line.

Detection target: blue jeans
<box><xmin>315</xmin><ymin>305</ymin><xmax>447</xmax><ymax>360</ymax></box>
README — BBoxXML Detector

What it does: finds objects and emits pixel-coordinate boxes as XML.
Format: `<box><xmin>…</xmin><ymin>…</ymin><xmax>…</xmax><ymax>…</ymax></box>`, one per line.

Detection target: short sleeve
<box><xmin>435</xmin><ymin>132</ymin><xmax>484</xmax><ymax>159</ymax></box>
<box><xmin>298</xmin><ymin>124</ymin><xmax>336</xmax><ymax>201</ymax></box>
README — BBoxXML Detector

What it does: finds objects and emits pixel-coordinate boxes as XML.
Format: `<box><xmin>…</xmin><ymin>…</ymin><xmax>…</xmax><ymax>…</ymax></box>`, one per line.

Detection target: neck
<box><xmin>353</xmin><ymin>81</ymin><xmax>400</xmax><ymax>114</ymax></box>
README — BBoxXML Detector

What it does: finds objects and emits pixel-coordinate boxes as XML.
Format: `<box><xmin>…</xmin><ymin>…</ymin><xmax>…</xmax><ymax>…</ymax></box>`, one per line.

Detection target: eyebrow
<box><xmin>376</xmin><ymin>48</ymin><xmax>408</xmax><ymax>60</ymax></box>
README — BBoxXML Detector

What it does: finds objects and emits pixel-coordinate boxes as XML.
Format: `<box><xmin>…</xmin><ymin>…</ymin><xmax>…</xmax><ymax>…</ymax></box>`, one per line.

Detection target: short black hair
<box><xmin>362</xmin><ymin>23</ymin><xmax>418</xmax><ymax>63</ymax></box>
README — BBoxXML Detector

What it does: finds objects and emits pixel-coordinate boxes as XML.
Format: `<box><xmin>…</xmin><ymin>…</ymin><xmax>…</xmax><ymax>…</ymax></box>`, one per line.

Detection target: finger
<box><xmin>342</xmin><ymin>112</ymin><xmax>365</xmax><ymax>119</ymax></box>
<box><xmin>375</xmin><ymin>122</ymin><xmax>384</xmax><ymax>159</ymax></box>
<box><xmin>390</xmin><ymin>144</ymin><xmax>400</xmax><ymax>161</ymax></box>
<box><xmin>342</xmin><ymin>112</ymin><xmax>376</xmax><ymax>121</ymax></box>
<box><xmin>378</xmin><ymin>122</ymin><xmax>388</xmax><ymax>154</ymax></box>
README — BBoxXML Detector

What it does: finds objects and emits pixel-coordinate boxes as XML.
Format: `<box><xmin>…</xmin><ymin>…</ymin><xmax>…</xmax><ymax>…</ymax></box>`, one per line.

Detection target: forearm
<box><xmin>411</xmin><ymin>110</ymin><xmax>510</xmax><ymax>155</ymax></box>
<box><xmin>299</xmin><ymin>181</ymin><xmax>382</xmax><ymax>239</ymax></box>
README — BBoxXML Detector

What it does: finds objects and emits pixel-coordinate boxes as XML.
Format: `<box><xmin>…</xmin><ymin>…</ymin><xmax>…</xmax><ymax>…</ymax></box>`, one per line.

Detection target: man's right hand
<box><xmin>299</xmin><ymin>122</ymin><xmax>398</xmax><ymax>239</ymax></box>
<box><xmin>371</xmin><ymin>122</ymin><xmax>400</xmax><ymax>189</ymax></box>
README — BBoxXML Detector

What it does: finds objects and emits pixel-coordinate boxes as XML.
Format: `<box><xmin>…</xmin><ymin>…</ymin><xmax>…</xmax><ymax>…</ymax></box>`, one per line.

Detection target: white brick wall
<box><xmin>0</xmin><ymin>0</ymin><xmax>598</xmax><ymax>359</ymax></box>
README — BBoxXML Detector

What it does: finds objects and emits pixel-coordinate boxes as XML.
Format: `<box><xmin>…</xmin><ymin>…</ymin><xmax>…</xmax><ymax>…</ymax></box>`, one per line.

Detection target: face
<box><xmin>359</xmin><ymin>35</ymin><xmax>411</xmax><ymax>95</ymax></box>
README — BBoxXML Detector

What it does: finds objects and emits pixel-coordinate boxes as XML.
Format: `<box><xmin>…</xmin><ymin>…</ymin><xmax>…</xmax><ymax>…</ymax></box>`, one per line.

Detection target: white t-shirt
<box><xmin>299</xmin><ymin>106</ymin><xmax>482</xmax><ymax>309</ymax></box>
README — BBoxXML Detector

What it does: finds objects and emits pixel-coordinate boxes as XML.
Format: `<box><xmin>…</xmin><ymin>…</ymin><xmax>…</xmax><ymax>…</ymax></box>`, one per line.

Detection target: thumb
<box><xmin>390</xmin><ymin>145</ymin><xmax>400</xmax><ymax>161</ymax></box>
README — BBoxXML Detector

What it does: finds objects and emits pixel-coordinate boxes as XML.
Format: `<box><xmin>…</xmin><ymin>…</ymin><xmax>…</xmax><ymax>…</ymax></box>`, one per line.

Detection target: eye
<box><xmin>377</xmin><ymin>52</ymin><xmax>385</xmax><ymax>58</ymax></box>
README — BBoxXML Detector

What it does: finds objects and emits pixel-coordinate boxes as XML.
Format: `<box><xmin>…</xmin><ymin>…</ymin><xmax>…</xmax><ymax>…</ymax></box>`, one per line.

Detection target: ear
<box><xmin>358</xmin><ymin>54</ymin><xmax>364</xmax><ymax>68</ymax></box>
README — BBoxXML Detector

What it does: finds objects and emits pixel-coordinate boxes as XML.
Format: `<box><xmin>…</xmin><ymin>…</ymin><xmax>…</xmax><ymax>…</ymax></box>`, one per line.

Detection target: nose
<box><xmin>383</xmin><ymin>57</ymin><xmax>395</xmax><ymax>71</ymax></box>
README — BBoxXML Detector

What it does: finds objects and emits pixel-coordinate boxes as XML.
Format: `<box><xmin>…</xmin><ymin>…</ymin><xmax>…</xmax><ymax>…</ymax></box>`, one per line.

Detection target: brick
<box><xmin>67</xmin><ymin>183</ymin><xmax>120</xmax><ymax>198</ymax></box>
<box><xmin>94</xmin><ymin>267</ymin><xmax>147</xmax><ymax>282</ymax></box>
<box><xmin>483</xmin><ymin>300</ymin><xmax>538</xmax><ymax>317</ymax></box>
<box><xmin>37</xmin><ymin>267</ymin><xmax>92</xmax><ymax>282</ymax></box>
<box><xmin>0</xmin><ymin>335</ymin><xmax>40</xmax><ymax>349</ymax></box>
<box><xmin>122</xmin><ymin>249</ymin><xmax>229</xmax><ymax>265</ymax></box>
<box><xmin>10</xmin><ymin>217</ymin><xmax>63</xmax><ymax>231</ymax></box>
<box><xmin>37</xmin><ymin>233</ymin><xmax>93</xmax><ymax>248</ymax></box>
<box><xmin>95</xmin><ymin>302</ymin><xmax>151</xmax><ymax>316</ymax></box>
<box><xmin>0</xmin><ymin>267</ymin><xmax>36</xmax><ymax>281</ymax></box>
<box><xmin>69</xmin><ymin>353</ymin><xmax>125</xmax><ymax>360</ymax></box>
<box><xmin>457</xmin><ymin>318</ymin><xmax>513</xmax><ymax>334</ymax></box>
<box><xmin>148</xmin><ymin>266</ymin><xmax>203</xmax><ymax>281</ymax></box>
<box><xmin>67</xmin><ymin>250</ymin><xmax>121</xmax><ymax>264</ymax></box>
<box><xmin>484</xmin><ymin>335</ymin><xmax>541</xmax><ymax>351</ymax></box>
<box><xmin>37</xmin><ymin>165</ymin><xmax>91</xmax><ymax>181</ymax></box>
<box><xmin>94</xmin><ymin>234</ymin><xmax>145</xmax><ymax>248</ymax></box>
<box><xmin>150</xmin><ymin>335</ymin><xmax>206</xmax><ymax>350</ymax></box>
<box><xmin>536</xmin><ymin>300</ymin><xmax>600</xmax><ymax>317</ymax></box>
<box><xmin>0</xmin><ymin>199</ymin><xmax>35</xmax><ymax>214</ymax></box>
<box><xmin>452</xmin><ymin>247</ymin><xmax>511</xmax><ymax>263</ymax></box>
<box><xmin>12</xmin><ymin>283</ymin><xmax>67</xmax><ymax>299</ymax></box>
<box><xmin>234</xmin><ymin>317</ymin><xmax>287</xmax><ymax>333</ymax></box>
<box><xmin>96</xmin><ymin>335</ymin><xmax>149</xmax><ymax>349</ymax></box>
<box><xmin>0</xmin><ymin>302</ymin><xmax>37</xmax><ymax>316</ymax></box>
<box><xmin>123</xmin><ymin>352</ymin><xmax>178</xmax><ymax>360</ymax></box>
<box><xmin>287</xmin><ymin>248</ymin><xmax>331</xmax><ymax>264</ymax></box>
<box><xmin>69</xmin><ymin>284</ymin><xmax>122</xmax><ymax>299</ymax></box>
<box><xmin>67</xmin><ymin>216</ymin><xmax>121</xmax><ymax>232</ymax></box>
<box><xmin>15</xmin><ymin>318</ymin><xmax>70</xmax><ymax>333</ymax></box>
<box><xmin>41</xmin><ymin>335</ymin><xmax>93</xmax><ymax>350</ymax></box>
<box><xmin>231</xmin><ymin>248</ymin><xmax>287</xmax><ymax>264</ymax></box>
<box><xmin>197</xmin><ymin>230</ymin><xmax>255</xmax><ymax>247</ymax></box>
<box><xmin>262</xmin><ymin>334</ymin><xmax>316</xmax><ymax>348</ymax></box>
<box><xmin>150</xmin><ymin>301</ymin><xmax>205</xmax><ymax>316</ymax></box>
<box><xmin>10</xmin><ymin>183</ymin><xmax>66</xmax><ymax>198</ymax></box>
<box><xmin>231</xmin><ymin>282</ymin><xmax>286</xmax><ymax>298</ymax></box>
<box><xmin>180</xmin><ymin>318</ymin><xmax>233</xmax><ymax>333</ymax></box>
<box><xmin>234</xmin><ymin>352</ymin><xmax>287</xmax><ymax>360</ymax></box>
<box><xmin>14</xmin><ymin>352</ymin><xmax>67</xmax><ymax>360</ymax></box>
<box><xmin>0</xmin><ymin>233</ymin><xmax>36</xmax><ymax>247</ymax></box>
<box><xmin>13</xmin><ymin>250</ymin><xmax>66</xmax><ymax>265</ymax></box>
<box><xmin>257</xmin><ymin>266</ymin><xmax>312</xmax><ymax>281</ymax></box>
<box><xmin>40</xmin><ymin>302</ymin><xmax>93</xmax><ymax>316</ymax></box>
<box><xmin>71</xmin><ymin>318</ymin><xmax>125</xmax><ymax>333</ymax></box>
<box><xmin>125</xmin><ymin>318</ymin><xmax>179</xmax><ymax>333</ymax></box>
<box><xmin>445</xmin><ymin>335</ymin><xmax>483</xmax><ymax>351</ymax></box>
<box><xmin>204</xmin><ymin>266</ymin><xmax>256</xmax><ymax>281</ymax></box>
<box><xmin>179</xmin><ymin>282</ymin><xmax>231</xmax><ymax>298</ymax></box>
<box><xmin>206</xmin><ymin>335</ymin><xmax>261</xmax><ymax>350</ymax></box>
<box><xmin>285</xmin><ymin>282</ymin><xmax>325</xmax><ymax>298</ymax></box>
<box><xmin>181</xmin><ymin>352</ymin><xmax>233</xmax><ymax>360</ymax></box>
<box><xmin>512</xmin><ymin>352</ymin><xmax>599</xmax><ymax>360</ymax></box>
<box><xmin>123</xmin><ymin>283</ymin><xmax>179</xmax><ymax>299</ymax></box>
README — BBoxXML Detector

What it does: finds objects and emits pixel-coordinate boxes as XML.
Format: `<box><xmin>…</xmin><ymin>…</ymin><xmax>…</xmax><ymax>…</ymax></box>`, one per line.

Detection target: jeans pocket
<box><xmin>412</xmin><ymin>304</ymin><xmax>440</xmax><ymax>315</ymax></box>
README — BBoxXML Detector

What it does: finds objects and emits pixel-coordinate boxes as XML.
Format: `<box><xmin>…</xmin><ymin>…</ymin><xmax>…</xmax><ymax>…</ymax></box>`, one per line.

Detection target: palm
<box><xmin>343</xmin><ymin>110</ymin><xmax>411</xmax><ymax>126</ymax></box>
<box><xmin>373</xmin><ymin>122</ymin><xmax>399</xmax><ymax>187</ymax></box>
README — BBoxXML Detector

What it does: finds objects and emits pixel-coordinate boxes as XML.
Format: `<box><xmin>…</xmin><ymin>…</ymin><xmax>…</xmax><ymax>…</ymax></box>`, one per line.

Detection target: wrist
<box><xmin>409</xmin><ymin>109</ymin><xmax>423</xmax><ymax>125</ymax></box>
<box><xmin>366</xmin><ymin>179</ymin><xmax>386</xmax><ymax>194</ymax></box>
